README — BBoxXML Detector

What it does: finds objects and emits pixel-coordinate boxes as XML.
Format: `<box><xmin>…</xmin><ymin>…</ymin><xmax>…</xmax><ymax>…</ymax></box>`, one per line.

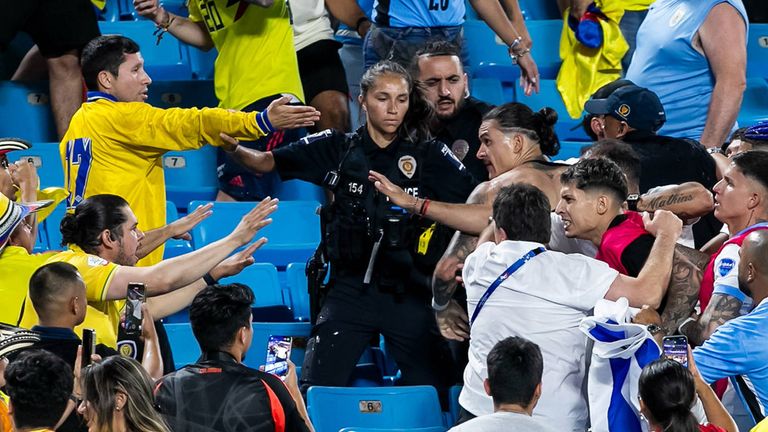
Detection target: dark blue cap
<box><xmin>584</xmin><ymin>84</ymin><xmax>666</xmax><ymax>132</ymax></box>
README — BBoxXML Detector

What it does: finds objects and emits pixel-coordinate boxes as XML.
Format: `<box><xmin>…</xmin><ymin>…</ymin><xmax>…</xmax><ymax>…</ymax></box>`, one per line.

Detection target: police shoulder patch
<box><xmin>118</xmin><ymin>340</ymin><xmax>138</xmax><ymax>359</ymax></box>
<box><xmin>299</xmin><ymin>129</ymin><xmax>333</xmax><ymax>145</ymax></box>
<box><xmin>718</xmin><ymin>258</ymin><xmax>736</xmax><ymax>277</ymax></box>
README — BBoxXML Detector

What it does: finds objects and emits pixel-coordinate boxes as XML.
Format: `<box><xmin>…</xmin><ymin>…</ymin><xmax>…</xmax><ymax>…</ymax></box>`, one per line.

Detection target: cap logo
<box><xmin>617</xmin><ymin>104</ymin><xmax>631</xmax><ymax>118</ymax></box>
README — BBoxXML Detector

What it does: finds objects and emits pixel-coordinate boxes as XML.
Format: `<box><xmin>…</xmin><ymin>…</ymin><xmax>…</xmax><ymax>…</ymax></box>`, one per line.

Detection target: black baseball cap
<box><xmin>585</xmin><ymin>84</ymin><xmax>666</xmax><ymax>132</ymax></box>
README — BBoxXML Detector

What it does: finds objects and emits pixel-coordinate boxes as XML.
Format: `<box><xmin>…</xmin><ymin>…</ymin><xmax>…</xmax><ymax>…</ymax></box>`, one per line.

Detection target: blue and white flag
<box><xmin>580</xmin><ymin>299</ymin><xmax>662</xmax><ymax>432</ymax></box>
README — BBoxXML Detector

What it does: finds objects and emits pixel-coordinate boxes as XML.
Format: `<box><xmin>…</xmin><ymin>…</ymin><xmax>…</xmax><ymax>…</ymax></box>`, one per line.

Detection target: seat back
<box><xmin>189</xmin><ymin>200</ymin><xmax>321</xmax><ymax>268</ymax></box>
<box><xmin>164</xmin><ymin>146</ymin><xmax>219</xmax><ymax>211</ymax></box>
<box><xmin>286</xmin><ymin>262</ymin><xmax>310</xmax><ymax>321</ymax></box>
<box><xmin>7</xmin><ymin>142</ymin><xmax>64</xmax><ymax>189</ymax></box>
<box><xmin>747</xmin><ymin>24</ymin><xmax>768</xmax><ymax>80</ymax></box>
<box><xmin>219</xmin><ymin>263</ymin><xmax>287</xmax><ymax>309</ymax></box>
<box><xmin>307</xmin><ymin>386</ymin><xmax>444</xmax><ymax>432</ymax></box>
<box><xmin>0</xmin><ymin>82</ymin><xmax>57</xmax><ymax>142</ymax></box>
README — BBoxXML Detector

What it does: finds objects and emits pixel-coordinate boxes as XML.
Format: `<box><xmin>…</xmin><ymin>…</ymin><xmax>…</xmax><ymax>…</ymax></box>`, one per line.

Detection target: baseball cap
<box><xmin>585</xmin><ymin>84</ymin><xmax>667</xmax><ymax>132</ymax></box>
<box><xmin>0</xmin><ymin>192</ymin><xmax>53</xmax><ymax>252</ymax></box>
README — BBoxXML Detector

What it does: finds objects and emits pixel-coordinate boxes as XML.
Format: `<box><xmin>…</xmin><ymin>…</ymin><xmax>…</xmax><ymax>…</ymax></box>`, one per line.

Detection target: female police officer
<box><xmin>220</xmin><ymin>61</ymin><xmax>477</xmax><ymax>392</ymax></box>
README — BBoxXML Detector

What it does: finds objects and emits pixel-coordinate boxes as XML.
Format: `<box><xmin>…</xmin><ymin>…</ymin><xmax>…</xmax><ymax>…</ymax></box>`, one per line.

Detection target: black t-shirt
<box><xmin>606</xmin><ymin>215</ymin><xmax>655</xmax><ymax>277</ymax></box>
<box><xmin>154</xmin><ymin>352</ymin><xmax>311</xmax><ymax>432</ymax></box>
<box><xmin>622</xmin><ymin>130</ymin><xmax>721</xmax><ymax>247</ymax></box>
<box><xmin>272</xmin><ymin>128</ymin><xmax>478</xmax><ymax>204</ymax></box>
<box><xmin>433</xmin><ymin>97</ymin><xmax>494</xmax><ymax>183</ymax></box>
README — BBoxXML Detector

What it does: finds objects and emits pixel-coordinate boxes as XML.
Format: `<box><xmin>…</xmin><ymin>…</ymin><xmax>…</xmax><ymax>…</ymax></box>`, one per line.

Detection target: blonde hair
<box><xmin>81</xmin><ymin>356</ymin><xmax>169</xmax><ymax>432</ymax></box>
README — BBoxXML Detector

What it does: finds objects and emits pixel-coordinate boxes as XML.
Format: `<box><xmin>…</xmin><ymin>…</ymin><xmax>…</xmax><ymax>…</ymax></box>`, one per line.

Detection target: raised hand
<box><xmin>264</xmin><ymin>96</ymin><xmax>321</xmax><ymax>130</ymax></box>
<box><xmin>170</xmin><ymin>203</ymin><xmax>213</xmax><ymax>241</ymax></box>
<box><xmin>228</xmin><ymin>197</ymin><xmax>278</xmax><ymax>247</ymax></box>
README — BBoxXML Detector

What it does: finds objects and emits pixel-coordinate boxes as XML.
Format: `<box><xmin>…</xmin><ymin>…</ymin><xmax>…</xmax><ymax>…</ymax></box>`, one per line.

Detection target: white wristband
<box><xmin>432</xmin><ymin>298</ymin><xmax>449</xmax><ymax>312</ymax></box>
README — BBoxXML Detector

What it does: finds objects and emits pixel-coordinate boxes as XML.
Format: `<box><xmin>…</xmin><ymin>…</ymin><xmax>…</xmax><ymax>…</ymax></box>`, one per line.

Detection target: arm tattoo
<box><xmin>659</xmin><ymin>251</ymin><xmax>702</xmax><ymax>335</ymax></box>
<box><xmin>675</xmin><ymin>244</ymin><xmax>711</xmax><ymax>272</ymax></box>
<box><xmin>432</xmin><ymin>231</ymin><xmax>478</xmax><ymax>306</ymax></box>
<box><xmin>683</xmin><ymin>293</ymin><xmax>743</xmax><ymax>346</ymax></box>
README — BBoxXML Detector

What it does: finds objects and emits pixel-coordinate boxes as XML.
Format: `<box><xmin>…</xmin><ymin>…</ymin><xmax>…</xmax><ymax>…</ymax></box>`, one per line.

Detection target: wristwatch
<box><xmin>646</xmin><ymin>324</ymin><xmax>663</xmax><ymax>336</ymax></box>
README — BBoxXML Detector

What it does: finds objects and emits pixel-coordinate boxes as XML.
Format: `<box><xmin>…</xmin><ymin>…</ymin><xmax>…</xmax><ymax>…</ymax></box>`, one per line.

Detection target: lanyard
<box><xmin>469</xmin><ymin>246</ymin><xmax>546</xmax><ymax>326</ymax></box>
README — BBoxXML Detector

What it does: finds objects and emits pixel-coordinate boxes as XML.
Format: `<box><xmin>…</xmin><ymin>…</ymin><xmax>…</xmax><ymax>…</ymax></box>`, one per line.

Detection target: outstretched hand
<box><xmin>436</xmin><ymin>300</ymin><xmax>470</xmax><ymax>341</ymax></box>
<box><xmin>229</xmin><ymin>197</ymin><xmax>278</xmax><ymax>247</ymax></box>
<box><xmin>369</xmin><ymin>170</ymin><xmax>416</xmax><ymax>211</ymax></box>
<box><xmin>518</xmin><ymin>54</ymin><xmax>540</xmax><ymax>96</ymax></box>
<box><xmin>211</xmin><ymin>241</ymin><xmax>263</xmax><ymax>280</ymax></box>
<box><xmin>265</xmin><ymin>96</ymin><xmax>321</xmax><ymax>130</ymax></box>
<box><xmin>170</xmin><ymin>203</ymin><xmax>213</xmax><ymax>240</ymax></box>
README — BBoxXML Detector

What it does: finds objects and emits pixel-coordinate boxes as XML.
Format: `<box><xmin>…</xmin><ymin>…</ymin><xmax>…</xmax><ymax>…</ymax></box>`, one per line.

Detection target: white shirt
<box><xmin>548</xmin><ymin>213</ymin><xmax>597</xmax><ymax>256</ymax></box>
<box><xmin>291</xmin><ymin>0</ymin><xmax>335</xmax><ymax>51</ymax></box>
<box><xmin>449</xmin><ymin>411</ymin><xmax>558</xmax><ymax>432</ymax></box>
<box><xmin>460</xmin><ymin>240</ymin><xmax>618</xmax><ymax>432</ymax></box>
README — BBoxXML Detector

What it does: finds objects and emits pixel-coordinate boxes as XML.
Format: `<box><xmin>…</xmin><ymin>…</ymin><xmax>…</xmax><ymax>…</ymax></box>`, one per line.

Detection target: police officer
<box><xmin>220</xmin><ymin>61</ymin><xmax>477</xmax><ymax>391</ymax></box>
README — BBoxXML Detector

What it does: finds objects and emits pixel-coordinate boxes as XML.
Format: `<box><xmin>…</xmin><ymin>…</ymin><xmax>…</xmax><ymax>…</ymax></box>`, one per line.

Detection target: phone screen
<box><xmin>124</xmin><ymin>283</ymin><xmax>146</xmax><ymax>336</ymax></box>
<box><xmin>662</xmin><ymin>335</ymin><xmax>689</xmax><ymax>368</ymax></box>
<box><xmin>82</xmin><ymin>329</ymin><xmax>96</xmax><ymax>367</ymax></box>
<box><xmin>264</xmin><ymin>336</ymin><xmax>292</xmax><ymax>379</ymax></box>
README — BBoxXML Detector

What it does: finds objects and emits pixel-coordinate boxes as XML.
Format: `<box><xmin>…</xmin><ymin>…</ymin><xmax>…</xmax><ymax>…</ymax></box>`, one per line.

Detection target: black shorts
<box><xmin>217</xmin><ymin>94</ymin><xmax>306</xmax><ymax>201</ymax></box>
<box><xmin>0</xmin><ymin>0</ymin><xmax>100</xmax><ymax>57</ymax></box>
<box><xmin>297</xmin><ymin>39</ymin><xmax>349</xmax><ymax>104</ymax></box>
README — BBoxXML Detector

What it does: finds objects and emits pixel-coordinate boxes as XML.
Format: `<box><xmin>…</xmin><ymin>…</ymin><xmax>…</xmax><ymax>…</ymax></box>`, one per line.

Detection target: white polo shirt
<box><xmin>460</xmin><ymin>240</ymin><xmax>618</xmax><ymax>432</ymax></box>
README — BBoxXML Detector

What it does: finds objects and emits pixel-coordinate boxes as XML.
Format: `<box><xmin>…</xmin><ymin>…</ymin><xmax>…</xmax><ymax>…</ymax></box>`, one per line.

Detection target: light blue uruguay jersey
<box><xmin>693</xmin><ymin>297</ymin><xmax>768</xmax><ymax>415</ymax></box>
<box><xmin>373</xmin><ymin>0</ymin><xmax>465</xmax><ymax>28</ymax></box>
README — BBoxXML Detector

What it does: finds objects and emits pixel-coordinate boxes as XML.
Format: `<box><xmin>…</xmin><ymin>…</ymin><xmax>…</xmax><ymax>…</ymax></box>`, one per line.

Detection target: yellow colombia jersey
<box><xmin>19</xmin><ymin>246</ymin><xmax>122</xmax><ymax>348</ymax></box>
<box><xmin>61</xmin><ymin>92</ymin><xmax>269</xmax><ymax>266</ymax></box>
<box><xmin>0</xmin><ymin>246</ymin><xmax>58</xmax><ymax>326</ymax></box>
<box><xmin>188</xmin><ymin>0</ymin><xmax>304</xmax><ymax>109</ymax></box>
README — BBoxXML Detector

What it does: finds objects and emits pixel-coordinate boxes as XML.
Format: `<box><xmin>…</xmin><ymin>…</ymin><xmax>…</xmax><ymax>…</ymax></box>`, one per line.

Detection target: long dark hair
<box><xmin>60</xmin><ymin>194</ymin><xmax>129</xmax><ymax>252</ymax></box>
<box><xmin>639</xmin><ymin>358</ymin><xmax>699</xmax><ymax>432</ymax></box>
<box><xmin>483</xmin><ymin>102</ymin><xmax>560</xmax><ymax>156</ymax></box>
<box><xmin>359</xmin><ymin>60</ymin><xmax>434</xmax><ymax>144</ymax></box>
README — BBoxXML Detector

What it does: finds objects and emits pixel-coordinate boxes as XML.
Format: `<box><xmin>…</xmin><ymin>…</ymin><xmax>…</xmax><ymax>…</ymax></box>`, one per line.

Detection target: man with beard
<box><xmin>412</xmin><ymin>41</ymin><xmax>493</xmax><ymax>181</ymax></box>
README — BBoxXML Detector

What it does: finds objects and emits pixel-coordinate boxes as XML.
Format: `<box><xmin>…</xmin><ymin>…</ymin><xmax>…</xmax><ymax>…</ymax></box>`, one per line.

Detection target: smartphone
<box><xmin>123</xmin><ymin>283</ymin><xmax>146</xmax><ymax>336</ymax></box>
<box><xmin>662</xmin><ymin>335</ymin><xmax>689</xmax><ymax>368</ymax></box>
<box><xmin>264</xmin><ymin>336</ymin><xmax>292</xmax><ymax>379</ymax></box>
<box><xmin>82</xmin><ymin>329</ymin><xmax>96</xmax><ymax>367</ymax></box>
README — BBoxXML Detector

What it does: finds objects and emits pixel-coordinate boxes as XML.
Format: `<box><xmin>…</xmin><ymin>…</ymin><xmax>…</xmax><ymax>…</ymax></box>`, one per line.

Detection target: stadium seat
<box><xmin>43</xmin><ymin>203</ymin><xmax>67</xmax><ymax>251</ymax></box>
<box><xmin>188</xmin><ymin>47</ymin><xmax>218</xmax><ymax>80</ymax></box>
<box><xmin>244</xmin><ymin>322</ymin><xmax>312</xmax><ymax>371</ymax></box>
<box><xmin>286</xmin><ymin>262</ymin><xmax>311</xmax><ymax>321</ymax></box>
<box><xmin>99</xmin><ymin>21</ymin><xmax>192</xmax><ymax>80</ymax></box>
<box><xmin>463</xmin><ymin>20</ymin><xmax>561</xmax><ymax>83</ymax></box>
<box><xmin>516</xmin><ymin>78</ymin><xmax>591</xmax><ymax>141</ymax></box>
<box><xmin>555</xmin><ymin>140</ymin><xmax>590</xmax><ymax>161</ymax></box>
<box><xmin>145</xmin><ymin>80</ymin><xmax>218</xmax><ymax>109</ymax></box>
<box><xmin>219</xmin><ymin>263</ymin><xmax>289</xmax><ymax>309</ymax></box>
<box><xmin>307</xmin><ymin>386</ymin><xmax>445</xmax><ymax>432</ymax></box>
<box><xmin>446</xmin><ymin>385</ymin><xmax>463</xmax><ymax>427</ymax></box>
<box><xmin>738</xmin><ymin>77</ymin><xmax>768</xmax><ymax>128</ymax></box>
<box><xmin>164</xmin><ymin>146</ymin><xmax>219</xmax><ymax>211</ymax></box>
<box><xmin>7</xmin><ymin>142</ymin><xmax>63</xmax><ymax>189</ymax></box>
<box><xmin>188</xmin><ymin>200</ymin><xmax>322</xmax><ymax>268</ymax></box>
<box><xmin>746</xmin><ymin>24</ymin><xmax>768</xmax><ymax>80</ymax></box>
<box><xmin>275</xmin><ymin>179</ymin><xmax>325</xmax><ymax>203</ymax></box>
<box><xmin>165</xmin><ymin>321</ymin><xmax>311</xmax><ymax>371</ymax></box>
<box><xmin>519</xmin><ymin>0</ymin><xmax>561</xmax><ymax>20</ymax></box>
<box><xmin>0</xmin><ymin>82</ymin><xmax>58</xmax><ymax>143</ymax></box>
<box><xmin>469</xmin><ymin>78</ymin><xmax>507</xmax><ymax>106</ymax></box>
<box><xmin>163</xmin><ymin>201</ymin><xmax>193</xmax><ymax>258</ymax></box>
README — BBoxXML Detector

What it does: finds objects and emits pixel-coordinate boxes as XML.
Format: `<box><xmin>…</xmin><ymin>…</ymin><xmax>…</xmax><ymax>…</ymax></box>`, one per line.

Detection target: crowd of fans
<box><xmin>0</xmin><ymin>0</ymin><xmax>767</xmax><ymax>431</ymax></box>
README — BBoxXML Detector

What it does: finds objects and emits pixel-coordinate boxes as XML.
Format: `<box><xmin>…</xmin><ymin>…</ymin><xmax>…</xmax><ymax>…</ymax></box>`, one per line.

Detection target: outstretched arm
<box><xmin>681</xmin><ymin>293</ymin><xmax>743</xmax><ymax>346</ymax></box>
<box><xmin>635</xmin><ymin>182</ymin><xmax>715</xmax><ymax>220</ymax></box>
<box><xmin>133</xmin><ymin>0</ymin><xmax>216</xmax><ymax>50</ymax></box>
<box><xmin>658</xmin><ymin>247</ymin><xmax>704</xmax><ymax>334</ymax></box>
<box><xmin>136</xmin><ymin>203</ymin><xmax>213</xmax><ymax>259</ymax></box>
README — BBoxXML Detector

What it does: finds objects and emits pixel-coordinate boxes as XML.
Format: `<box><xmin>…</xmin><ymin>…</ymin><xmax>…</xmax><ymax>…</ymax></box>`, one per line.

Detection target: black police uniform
<box><xmin>433</xmin><ymin>96</ymin><xmax>493</xmax><ymax>182</ymax></box>
<box><xmin>271</xmin><ymin>127</ymin><xmax>477</xmax><ymax>391</ymax></box>
<box><xmin>621</xmin><ymin>129</ymin><xmax>721</xmax><ymax>247</ymax></box>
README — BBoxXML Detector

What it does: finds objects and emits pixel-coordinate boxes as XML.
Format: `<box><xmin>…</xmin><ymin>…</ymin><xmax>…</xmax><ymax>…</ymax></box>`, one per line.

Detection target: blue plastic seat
<box><xmin>165</xmin><ymin>321</ymin><xmax>311</xmax><ymax>371</ymax></box>
<box><xmin>738</xmin><ymin>77</ymin><xmax>768</xmax><ymax>128</ymax></box>
<box><xmin>286</xmin><ymin>262</ymin><xmax>310</xmax><ymax>321</ymax></box>
<box><xmin>164</xmin><ymin>146</ymin><xmax>219</xmax><ymax>211</ymax></box>
<box><xmin>746</xmin><ymin>24</ymin><xmax>768</xmax><ymax>80</ymax></box>
<box><xmin>446</xmin><ymin>385</ymin><xmax>463</xmax><ymax>427</ymax></box>
<box><xmin>275</xmin><ymin>179</ymin><xmax>325</xmax><ymax>202</ymax></box>
<box><xmin>555</xmin><ymin>140</ymin><xmax>591</xmax><ymax>161</ymax></box>
<box><xmin>189</xmin><ymin>200</ymin><xmax>321</xmax><ymax>268</ymax></box>
<box><xmin>0</xmin><ymin>82</ymin><xmax>58</xmax><ymax>143</ymax></box>
<box><xmin>145</xmin><ymin>80</ymin><xmax>218</xmax><ymax>109</ymax></box>
<box><xmin>163</xmin><ymin>201</ymin><xmax>193</xmax><ymax>258</ymax></box>
<box><xmin>7</xmin><ymin>142</ymin><xmax>63</xmax><ymax>189</ymax></box>
<box><xmin>519</xmin><ymin>0</ymin><xmax>561</xmax><ymax>20</ymax></box>
<box><xmin>469</xmin><ymin>78</ymin><xmax>507</xmax><ymax>106</ymax></box>
<box><xmin>99</xmin><ymin>21</ymin><xmax>192</xmax><ymax>80</ymax></box>
<box><xmin>307</xmin><ymin>386</ymin><xmax>445</xmax><ymax>432</ymax></box>
<box><xmin>516</xmin><ymin>79</ymin><xmax>590</xmax><ymax>141</ymax></box>
<box><xmin>463</xmin><ymin>19</ymin><xmax>561</xmax><ymax>83</ymax></box>
<box><xmin>219</xmin><ymin>263</ymin><xmax>288</xmax><ymax>309</ymax></box>
<box><xmin>189</xmin><ymin>47</ymin><xmax>218</xmax><ymax>80</ymax></box>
